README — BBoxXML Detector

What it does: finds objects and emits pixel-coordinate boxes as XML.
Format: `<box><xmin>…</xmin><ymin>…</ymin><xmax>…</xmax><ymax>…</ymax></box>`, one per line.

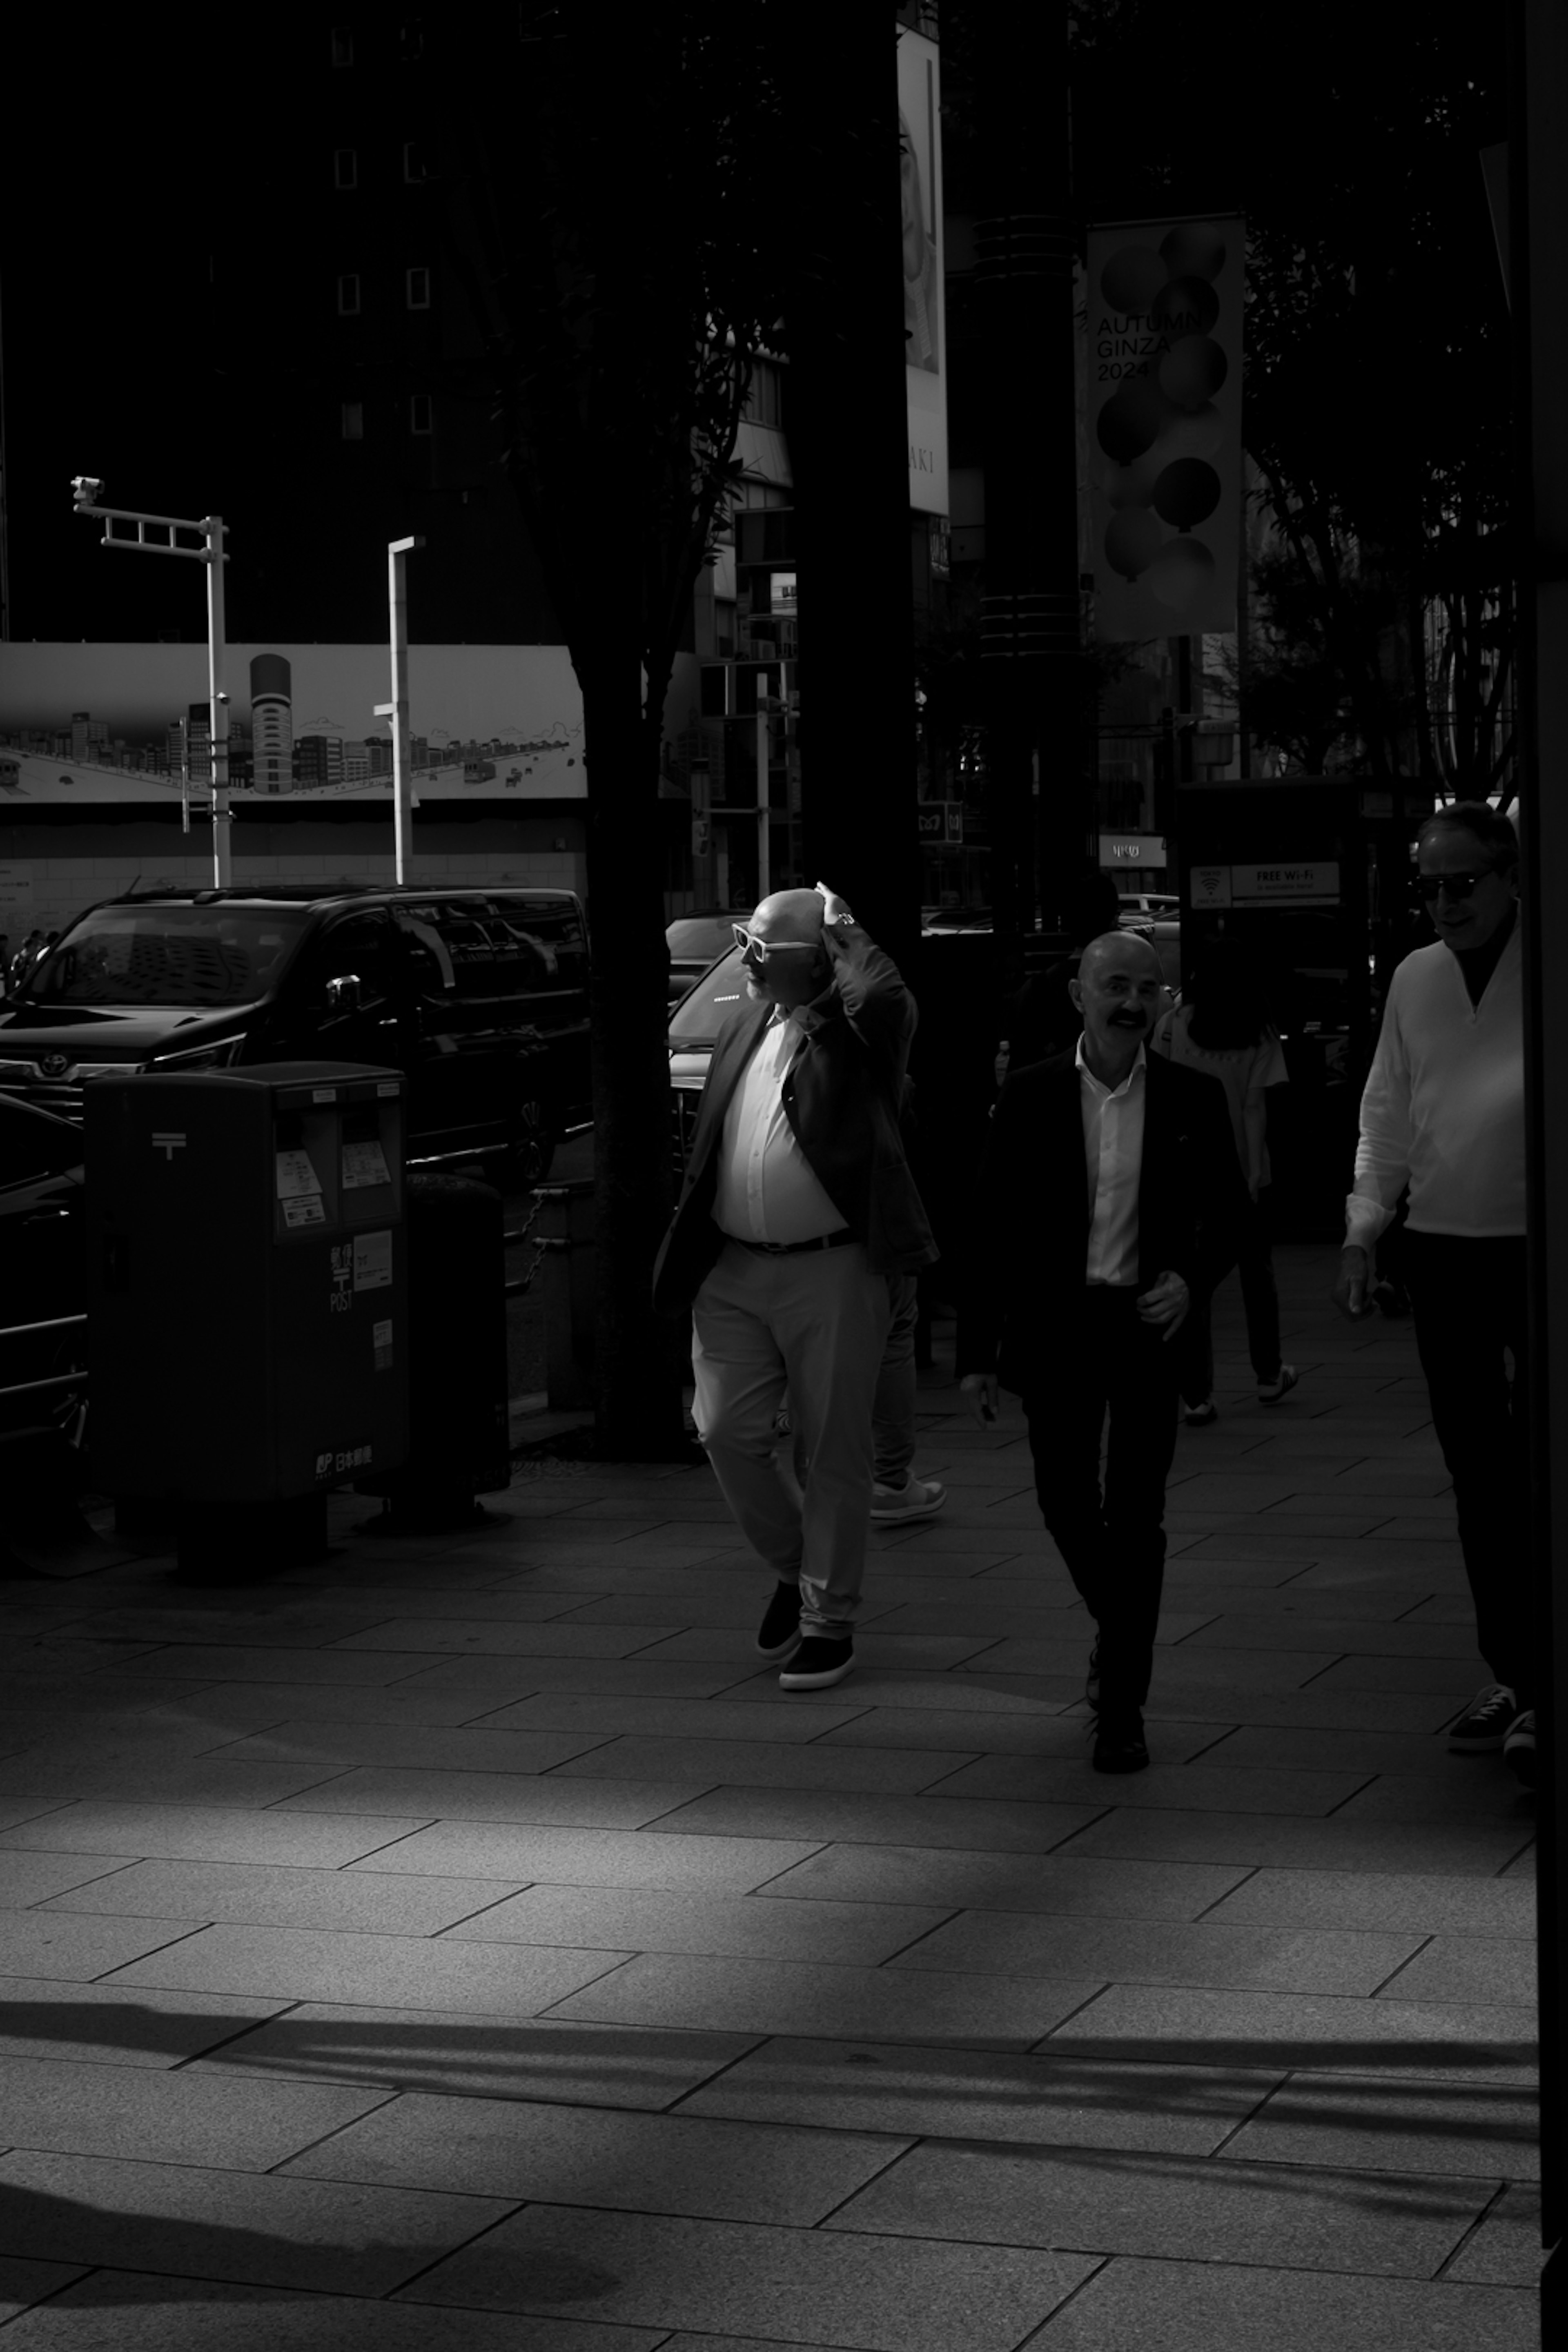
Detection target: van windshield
<box><xmin>17</xmin><ymin>906</ymin><xmax>313</xmax><ymax>1007</ymax></box>
<box><xmin>668</xmin><ymin>944</ymin><xmax>753</xmax><ymax>1043</ymax></box>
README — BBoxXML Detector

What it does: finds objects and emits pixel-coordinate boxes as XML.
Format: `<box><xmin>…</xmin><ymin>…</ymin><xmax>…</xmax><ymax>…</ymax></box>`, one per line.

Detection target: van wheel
<box><xmin>511</xmin><ymin>1104</ymin><xmax>557</xmax><ymax>1185</ymax></box>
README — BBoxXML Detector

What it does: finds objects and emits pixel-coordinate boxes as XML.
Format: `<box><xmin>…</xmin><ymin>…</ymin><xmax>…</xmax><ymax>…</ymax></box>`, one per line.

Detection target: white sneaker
<box><xmin>870</xmin><ymin>1474</ymin><xmax>947</xmax><ymax>1524</ymax></box>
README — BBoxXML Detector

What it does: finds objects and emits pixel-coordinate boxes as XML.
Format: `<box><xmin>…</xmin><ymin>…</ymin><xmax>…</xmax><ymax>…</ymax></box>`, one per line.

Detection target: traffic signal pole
<box><xmin>70</xmin><ymin>480</ymin><xmax>233</xmax><ymax>885</ymax></box>
<box><xmin>374</xmin><ymin>534</ymin><xmax>425</xmax><ymax>884</ymax></box>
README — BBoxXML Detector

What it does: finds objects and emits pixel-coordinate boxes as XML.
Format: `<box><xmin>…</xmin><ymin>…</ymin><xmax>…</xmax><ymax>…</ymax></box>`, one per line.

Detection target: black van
<box><xmin>0</xmin><ymin>884</ymin><xmax>590</xmax><ymax>1178</ymax></box>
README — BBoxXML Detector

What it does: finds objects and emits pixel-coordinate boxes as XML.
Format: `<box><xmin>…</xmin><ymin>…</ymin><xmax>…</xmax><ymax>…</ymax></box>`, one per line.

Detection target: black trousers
<box><xmin>1403</xmin><ymin>1232</ymin><xmax>1532</xmax><ymax>1704</ymax></box>
<box><xmin>1021</xmin><ymin>1287</ymin><xmax>1181</xmax><ymax>1719</ymax></box>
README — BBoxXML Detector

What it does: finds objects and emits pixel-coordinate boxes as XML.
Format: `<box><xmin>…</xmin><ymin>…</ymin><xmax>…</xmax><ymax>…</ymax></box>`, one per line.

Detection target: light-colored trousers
<box><xmin>691</xmin><ymin>1238</ymin><xmax>893</xmax><ymax>1636</ymax></box>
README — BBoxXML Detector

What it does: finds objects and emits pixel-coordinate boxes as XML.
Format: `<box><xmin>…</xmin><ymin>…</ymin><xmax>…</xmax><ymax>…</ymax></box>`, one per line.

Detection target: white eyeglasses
<box><xmin>732</xmin><ymin>924</ymin><xmax>818</xmax><ymax>960</ymax></box>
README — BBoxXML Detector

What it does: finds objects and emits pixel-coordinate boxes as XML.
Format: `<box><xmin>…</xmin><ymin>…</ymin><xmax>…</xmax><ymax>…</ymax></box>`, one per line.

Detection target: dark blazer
<box><xmin>652</xmin><ymin>924</ymin><xmax>939</xmax><ymax>1315</ymax></box>
<box><xmin>958</xmin><ymin>1045</ymin><xmax>1245</xmax><ymax>1392</ymax></box>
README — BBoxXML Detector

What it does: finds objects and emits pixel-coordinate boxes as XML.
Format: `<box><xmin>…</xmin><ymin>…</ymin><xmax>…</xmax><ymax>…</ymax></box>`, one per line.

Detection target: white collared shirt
<box><xmin>713</xmin><ymin>1009</ymin><xmax>849</xmax><ymax>1244</ymax></box>
<box><xmin>1078</xmin><ymin>1035</ymin><xmax>1146</xmax><ymax>1286</ymax></box>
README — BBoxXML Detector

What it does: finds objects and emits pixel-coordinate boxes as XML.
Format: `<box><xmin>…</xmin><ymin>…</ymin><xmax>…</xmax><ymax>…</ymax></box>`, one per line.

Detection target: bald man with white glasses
<box><xmin>654</xmin><ymin>884</ymin><xmax>937</xmax><ymax>1690</ymax></box>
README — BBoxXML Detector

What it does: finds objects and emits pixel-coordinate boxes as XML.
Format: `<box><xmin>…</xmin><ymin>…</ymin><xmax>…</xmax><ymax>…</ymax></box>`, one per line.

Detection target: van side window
<box><xmin>307</xmin><ymin>910</ymin><xmax>397</xmax><ymax>1002</ymax></box>
<box><xmin>0</xmin><ymin>1098</ymin><xmax>81</xmax><ymax>1188</ymax></box>
<box><xmin>392</xmin><ymin>904</ymin><xmax>456</xmax><ymax>994</ymax></box>
<box><xmin>490</xmin><ymin>895</ymin><xmax>588</xmax><ymax>986</ymax></box>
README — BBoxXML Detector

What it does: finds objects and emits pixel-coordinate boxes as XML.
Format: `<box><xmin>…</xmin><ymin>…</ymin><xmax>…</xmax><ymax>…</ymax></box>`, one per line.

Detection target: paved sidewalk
<box><xmin>0</xmin><ymin>1244</ymin><xmax>1541</xmax><ymax>2349</ymax></box>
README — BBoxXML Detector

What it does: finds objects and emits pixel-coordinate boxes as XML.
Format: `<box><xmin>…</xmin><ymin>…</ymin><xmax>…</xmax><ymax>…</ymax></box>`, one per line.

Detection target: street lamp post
<box><xmin>372</xmin><ymin>534</ymin><xmax>424</xmax><ymax>884</ymax></box>
<box><xmin>71</xmin><ymin>479</ymin><xmax>232</xmax><ymax>885</ymax></box>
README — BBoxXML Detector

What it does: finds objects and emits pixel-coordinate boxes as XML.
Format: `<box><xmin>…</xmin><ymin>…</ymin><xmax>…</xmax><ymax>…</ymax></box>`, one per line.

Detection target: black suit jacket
<box><xmin>957</xmin><ymin>1045</ymin><xmax>1245</xmax><ymax>1393</ymax></box>
<box><xmin>652</xmin><ymin>923</ymin><xmax>938</xmax><ymax>1315</ymax></box>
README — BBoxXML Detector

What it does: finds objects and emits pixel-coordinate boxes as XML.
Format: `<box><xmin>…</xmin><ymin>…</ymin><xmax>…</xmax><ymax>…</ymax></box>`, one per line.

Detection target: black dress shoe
<box><xmin>755</xmin><ymin>1580</ymin><xmax>803</xmax><ymax>1661</ymax></box>
<box><xmin>1092</xmin><ymin>1714</ymin><xmax>1149</xmax><ymax>1774</ymax></box>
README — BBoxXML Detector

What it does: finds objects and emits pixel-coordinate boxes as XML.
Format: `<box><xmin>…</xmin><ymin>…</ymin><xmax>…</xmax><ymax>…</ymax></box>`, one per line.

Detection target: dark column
<box><xmin>788</xmin><ymin>19</ymin><xmax>920</xmax><ymax>971</ymax></box>
<box><xmin>1515</xmin><ymin>0</ymin><xmax>1568</xmax><ymax>2325</ymax></box>
<box><xmin>972</xmin><ymin>6</ymin><xmax>1086</xmax><ymax>971</ymax></box>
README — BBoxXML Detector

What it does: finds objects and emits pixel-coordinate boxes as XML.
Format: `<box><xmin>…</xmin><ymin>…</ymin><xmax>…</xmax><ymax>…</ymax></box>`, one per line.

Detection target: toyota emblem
<box><xmin>39</xmin><ymin>1054</ymin><xmax>69</xmax><ymax>1079</ymax></box>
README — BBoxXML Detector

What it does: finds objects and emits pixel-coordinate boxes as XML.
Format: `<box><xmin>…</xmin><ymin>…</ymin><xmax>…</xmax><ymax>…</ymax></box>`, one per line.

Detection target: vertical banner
<box><xmin>898</xmin><ymin>27</ymin><xmax>947</xmax><ymax>516</ymax></box>
<box><xmin>1085</xmin><ymin>216</ymin><xmax>1243</xmax><ymax>640</ymax></box>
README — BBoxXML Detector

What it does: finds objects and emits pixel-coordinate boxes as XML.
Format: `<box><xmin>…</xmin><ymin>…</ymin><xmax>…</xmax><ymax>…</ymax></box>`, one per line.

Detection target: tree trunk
<box><xmin>578</xmin><ymin>665</ymin><xmax>686</xmax><ymax>1460</ymax></box>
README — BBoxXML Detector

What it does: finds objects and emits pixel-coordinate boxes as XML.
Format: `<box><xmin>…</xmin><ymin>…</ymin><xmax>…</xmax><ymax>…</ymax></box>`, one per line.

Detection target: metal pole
<box><xmin>205</xmin><ymin>514</ymin><xmax>229</xmax><ymax>886</ymax></box>
<box><xmin>383</xmin><ymin>535</ymin><xmax>423</xmax><ymax>884</ymax></box>
<box><xmin>755</xmin><ymin>669</ymin><xmax>771</xmax><ymax>902</ymax></box>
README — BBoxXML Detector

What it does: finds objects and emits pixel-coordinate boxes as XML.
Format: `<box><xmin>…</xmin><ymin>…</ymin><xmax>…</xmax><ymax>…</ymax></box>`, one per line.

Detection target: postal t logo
<box><xmin>151</xmin><ymin>1132</ymin><xmax>187</xmax><ymax>1161</ymax></box>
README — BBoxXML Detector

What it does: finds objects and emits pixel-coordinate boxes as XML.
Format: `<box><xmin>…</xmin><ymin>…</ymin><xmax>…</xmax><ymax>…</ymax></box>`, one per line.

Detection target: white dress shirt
<box><xmin>1346</xmin><ymin>926</ymin><xmax>1525</xmax><ymax>1248</ymax></box>
<box><xmin>713</xmin><ymin>1009</ymin><xmax>849</xmax><ymax>1244</ymax></box>
<box><xmin>1078</xmin><ymin>1035</ymin><xmax>1146</xmax><ymax>1286</ymax></box>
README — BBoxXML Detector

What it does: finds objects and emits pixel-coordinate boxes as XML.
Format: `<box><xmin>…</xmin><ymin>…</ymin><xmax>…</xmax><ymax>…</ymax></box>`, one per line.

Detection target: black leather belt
<box><xmin>728</xmin><ymin>1229</ymin><xmax>858</xmax><ymax>1257</ymax></box>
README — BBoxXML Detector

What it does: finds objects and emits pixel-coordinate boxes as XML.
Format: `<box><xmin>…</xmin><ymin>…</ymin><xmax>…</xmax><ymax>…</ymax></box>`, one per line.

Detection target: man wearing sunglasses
<box><xmin>1333</xmin><ymin>801</ymin><xmax>1532</xmax><ymax>1782</ymax></box>
<box><xmin>653</xmin><ymin>882</ymin><xmax>937</xmax><ymax>1688</ymax></box>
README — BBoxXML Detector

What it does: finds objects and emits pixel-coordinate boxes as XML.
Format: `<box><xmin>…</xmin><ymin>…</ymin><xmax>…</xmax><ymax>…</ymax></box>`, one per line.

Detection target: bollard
<box><xmin>356</xmin><ymin>1173</ymin><xmax>510</xmax><ymax>1533</ymax></box>
<box><xmin>533</xmin><ymin>1178</ymin><xmax>595</xmax><ymax>1410</ymax></box>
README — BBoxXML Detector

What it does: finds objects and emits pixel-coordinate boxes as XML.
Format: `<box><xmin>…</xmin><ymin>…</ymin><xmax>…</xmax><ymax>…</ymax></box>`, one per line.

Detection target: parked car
<box><xmin>0</xmin><ymin>885</ymin><xmax>590</xmax><ymax>1180</ymax></box>
<box><xmin>0</xmin><ymin>1093</ymin><xmax>85</xmax><ymax>1443</ymax></box>
<box><xmin>665</xmin><ymin>909</ymin><xmax>753</xmax><ymax>1007</ymax></box>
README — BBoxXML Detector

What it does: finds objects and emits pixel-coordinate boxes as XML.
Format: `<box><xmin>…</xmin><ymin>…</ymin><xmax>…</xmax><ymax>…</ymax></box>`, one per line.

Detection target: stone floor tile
<box><xmin>891</xmin><ymin>1912</ymin><xmax>1423</xmax><ymax>1997</ymax></box>
<box><xmin>104</xmin><ymin>1922</ymin><xmax>629</xmax><ymax>2016</ymax></box>
<box><xmin>1203</xmin><ymin>1868</ymin><xmax>1538</xmax><ymax>1938</ymax></box>
<box><xmin>439</xmin><ymin>1882</ymin><xmax>949</xmax><ymax>1964</ymax></box>
<box><xmin>0</xmin><ymin>2147</ymin><xmax>512</xmax><ymax>2296</ymax></box>
<box><xmin>1139</xmin><ymin>1688</ymin><xmax>1459</xmax><ymax>1733</ymax></box>
<box><xmin>189</xmin><ymin>2003</ymin><xmax>756</xmax><ymax>2107</ymax></box>
<box><xmin>1376</xmin><ymin>1935</ymin><xmax>1538</xmax><ymax>2007</ymax></box>
<box><xmin>1445</xmin><ymin>2185</ymin><xmax>1547</xmax><ymax>2283</ymax></box>
<box><xmin>285</xmin><ymin>2088</ymin><xmax>904</xmax><ymax>2223</ymax></box>
<box><xmin>545</xmin><ymin>1949</ymin><xmax>1099</xmax><ymax>2049</ymax></box>
<box><xmin>103</xmin><ymin>1645</ymin><xmax>457</xmax><ymax>1685</ymax></box>
<box><xmin>826</xmin><ymin>2138</ymin><xmax>1491</xmax><ymax>2275</ymax></box>
<box><xmin>1044</xmin><ymin>1982</ymin><xmax>1537</xmax><ymax>2085</ymax></box>
<box><xmin>732</xmin><ymin>1669</ymin><xmax>1081</xmax><ymax>1715</ymax></box>
<box><xmin>347</xmin><ymin>1821</ymin><xmax>823</xmax><ymax>1890</ymax></box>
<box><xmin>0</xmin><ymin>1852</ymin><xmax>136</xmax><ymax>1908</ymax></box>
<box><xmin>0</xmin><ymin>2051</ymin><xmax>392</xmax><ymax>2168</ymax></box>
<box><xmin>1329</xmin><ymin>1775</ymin><xmax>1538</xmax><ymax>1828</ymax></box>
<box><xmin>331</xmin><ymin>1618</ymin><xmax>682</xmax><ymax>1657</ymax></box>
<box><xmin>644</xmin><ymin>1786</ymin><xmax>1105</xmax><ymax>1853</ymax></box>
<box><xmin>475</xmin><ymin>1695</ymin><xmax>871</xmax><ymax>1743</ymax></box>
<box><xmin>0</xmin><ymin>1909</ymin><xmax>200</xmax><ymax>1982</ymax></box>
<box><xmin>0</xmin><ymin>2272</ymin><xmax>657</xmax><ymax>2350</ymax></box>
<box><xmin>1025</xmin><ymin>2254</ymin><xmax>1537</xmax><ymax>2350</ymax></box>
<box><xmin>0</xmin><ymin>1801</ymin><xmax>77</xmax><ymax>1838</ymax></box>
<box><xmin>1289</xmin><ymin>1655</ymin><xmax>1488</xmax><ymax>1696</ymax></box>
<box><xmin>0</xmin><ymin>1760</ymin><xmax>350</xmax><ymax>1809</ymax></box>
<box><xmin>210</xmin><ymin>1722</ymin><xmax>617</xmax><ymax>1773</ymax></box>
<box><xmin>550</xmin><ymin>1734</ymin><xmax>971</xmax><ymax>1795</ymax></box>
<box><xmin>1191</xmin><ymin>1724</ymin><xmax>1472</xmax><ymax>1774</ymax></box>
<box><xmin>40</xmin><ymin>1858</ymin><xmax>524</xmax><ymax>1936</ymax></box>
<box><xmin>399</xmin><ymin>2203</ymin><xmax>1094</xmax><ymax>2349</ymax></box>
<box><xmin>924</xmin><ymin>1755</ymin><xmax>1368</xmax><ymax>1815</ymax></box>
<box><xmin>1184</xmin><ymin>1613</ymin><xmax>1477</xmax><ymax>1658</ymax></box>
<box><xmin>68</xmin><ymin>1603</ymin><xmax>401</xmax><ymax>1647</ymax></box>
<box><xmin>273</xmin><ymin>1766</ymin><xmax>708</xmax><ymax>1827</ymax></box>
<box><xmin>394</xmin><ymin>1657</ymin><xmax>746</xmax><ymax>1699</ymax></box>
<box><xmin>0</xmin><ymin>2258</ymin><xmax>89</xmax><ymax>2325</ymax></box>
<box><xmin>681</xmin><ymin>2036</ymin><xmax>1283</xmax><ymax>2154</ymax></box>
<box><xmin>122</xmin><ymin>1682</ymin><xmax>517</xmax><ymax>1731</ymax></box>
<box><xmin>0</xmin><ymin>1978</ymin><xmax>291</xmax><ymax>2069</ymax></box>
<box><xmin>755</xmin><ymin>1845</ymin><xmax>1252</xmax><ymax>1920</ymax></box>
<box><xmin>811</xmin><ymin>1708</ymin><xmax>1129</xmax><ymax>1756</ymax></box>
<box><xmin>634</xmin><ymin>1627</ymin><xmax>1000</xmax><ymax>1670</ymax></box>
<box><xmin>1218</xmin><ymin>2070</ymin><xmax>1539</xmax><ymax>2180</ymax></box>
<box><xmin>0</xmin><ymin>1802</ymin><xmax>429</xmax><ymax>1868</ymax></box>
<box><xmin>1055</xmin><ymin>1806</ymin><xmax>1535</xmax><ymax>1876</ymax></box>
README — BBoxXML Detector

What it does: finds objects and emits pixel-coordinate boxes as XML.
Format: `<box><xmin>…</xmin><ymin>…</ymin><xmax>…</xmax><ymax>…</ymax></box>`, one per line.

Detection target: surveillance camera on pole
<box><xmin>71</xmin><ymin>477</ymin><xmax>105</xmax><ymax>511</ymax></box>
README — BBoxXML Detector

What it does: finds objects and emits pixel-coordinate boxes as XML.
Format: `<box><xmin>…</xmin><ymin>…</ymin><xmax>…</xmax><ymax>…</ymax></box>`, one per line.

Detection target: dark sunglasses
<box><xmin>1413</xmin><ymin>870</ymin><xmax>1501</xmax><ymax>904</ymax></box>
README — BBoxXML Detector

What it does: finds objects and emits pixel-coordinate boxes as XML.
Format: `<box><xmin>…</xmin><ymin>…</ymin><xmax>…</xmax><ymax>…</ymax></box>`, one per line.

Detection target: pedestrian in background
<box><xmin>654</xmin><ymin>882</ymin><xmax>938</xmax><ymax>1690</ymax></box>
<box><xmin>1152</xmin><ymin>938</ymin><xmax>1296</xmax><ymax>1423</ymax></box>
<box><xmin>1333</xmin><ymin>800</ymin><xmax>1532</xmax><ymax>1782</ymax></box>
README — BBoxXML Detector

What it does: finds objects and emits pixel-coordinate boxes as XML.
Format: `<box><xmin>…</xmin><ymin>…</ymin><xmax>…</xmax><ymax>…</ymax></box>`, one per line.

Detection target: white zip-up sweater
<box><xmin>1345</xmin><ymin>925</ymin><xmax>1525</xmax><ymax>1248</ymax></box>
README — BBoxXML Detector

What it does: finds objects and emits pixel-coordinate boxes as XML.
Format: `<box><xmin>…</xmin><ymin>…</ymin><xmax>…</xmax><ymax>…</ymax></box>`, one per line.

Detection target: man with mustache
<box><xmin>960</xmin><ymin>929</ymin><xmax>1244</xmax><ymax>1770</ymax></box>
<box><xmin>655</xmin><ymin>883</ymin><xmax>937</xmax><ymax>1690</ymax></box>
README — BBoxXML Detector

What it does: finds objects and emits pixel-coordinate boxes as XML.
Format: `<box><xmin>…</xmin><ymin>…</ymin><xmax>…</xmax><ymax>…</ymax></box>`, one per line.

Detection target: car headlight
<box><xmin>147</xmin><ymin>1036</ymin><xmax>245</xmax><ymax>1073</ymax></box>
